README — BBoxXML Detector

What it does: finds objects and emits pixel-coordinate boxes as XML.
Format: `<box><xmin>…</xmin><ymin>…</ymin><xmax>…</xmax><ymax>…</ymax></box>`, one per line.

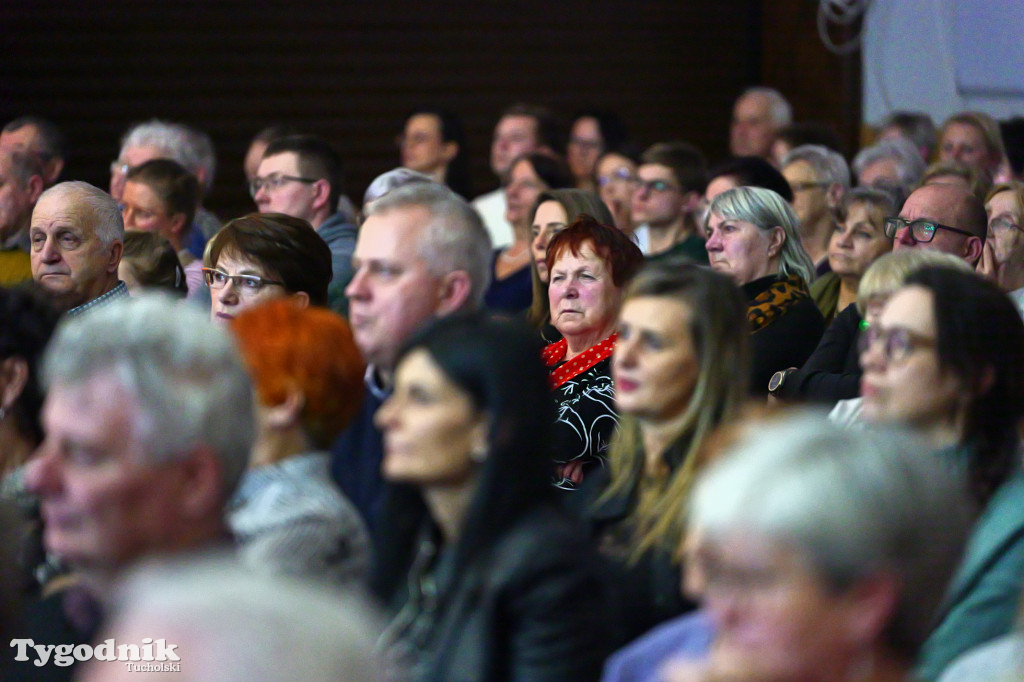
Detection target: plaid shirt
<box><xmin>66</xmin><ymin>280</ymin><xmax>129</xmax><ymax>317</ymax></box>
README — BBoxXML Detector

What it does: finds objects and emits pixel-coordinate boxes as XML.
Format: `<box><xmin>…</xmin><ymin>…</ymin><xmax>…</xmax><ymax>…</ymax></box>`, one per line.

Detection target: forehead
<box><xmin>496</xmin><ymin>115</ymin><xmax>537</xmax><ymax>138</ymax></box>
<box><xmin>782</xmin><ymin>160</ymin><xmax>818</xmax><ymax>182</ymax></box>
<box><xmin>0</xmin><ymin>124</ymin><xmax>41</xmax><ymax>151</ymax></box>
<box><xmin>215</xmin><ymin>250</ymin><xmax>270</xmax><ymax>275</ymax></box>
<box><xmin>510</xmin><ymin>158</ymin><xmax>540</xmax><ymax>180</ymax></box>
<box><xmin>572</xmin><ymin>117</ymin><xmax>601</xmax><ymax>138</ymax></box>
<box><xmin>735</xmin><ymin>93</ymin><xmax>770</xmax><ymax>119</ymax></box>
<box><xmin>638</xmin><ymin>163</ymin><xmax>674</xmax><ymax>180</ymax></box>
<box><xmin>880</xmin><ymin>285</ymin><xmax>935</xmax><ymax>334</ymax></box>
<box><xmin>901</xmin><ymin>185</ymin><xmax>961</xmax><ymax>224</ymax></box>
<box><xmin>257</xmin><ymin>151</ymin><xmax>301</xmax><ymax>176</ymax></box>
<box><xmin>122</xmin><ymin>180</ymin><xmax>163</xmax><ymax>207</ymax></box>
<box><xmin>551</xmin><ymin>242</ymin><xmax>604</xmax><ymax>269</ymax></box>
<box><xmin>32</xmin><ymin>191</ymin><xmax>93</xmax><ymax>231</ymax></box>
<box><xmin>621</xmin><ymin>295</ymin><xmax>693</xmax><ymax>333</ymax></box>
<box><xmin>356</xmin><ymin>205</ymin><xmax>429</xmax><ymax>262</ymax></box>
<box><xmin>598</xmin><ymin>154</ymin><xmax>635</xmax><ymax>174</ymax></box>
<box><xmin>535</xmin><ymin>200</ymin><xmax>568</xmax><ymax>223</ymax></box>
<box><xmin>943</xmin><ymin>121</ymin><xmax>984</xmax><ymax>143</ymax></box>
<box><xmin>46</xmin><ymin>374</ymin><xmax>139</xmax><ymax>442</ymax></box>
<box><xmin>987</xmin><ymin>190</ymin><xmax>1022</xmax><ymax>215</ymax></box>
<box><xmin>407</xmin><ymin>113</ymin><xmax>442</xmax><ymax>134</ymax></box>
<box><xmin>120</xmin><ymin>144</ymin><xmax>162</xmax><ymax>166</ymax></box>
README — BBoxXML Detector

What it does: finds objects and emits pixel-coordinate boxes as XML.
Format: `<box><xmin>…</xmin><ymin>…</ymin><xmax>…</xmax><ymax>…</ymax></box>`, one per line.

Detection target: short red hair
<box><xmin>231</xmin><ymin>300</ymin><xmax>365</xmax><ymax>450</ymax></box>
<box><xmin>546</xmin><ymin>215</ymin><xmax>644</xmax><ymax>287</ymax></box>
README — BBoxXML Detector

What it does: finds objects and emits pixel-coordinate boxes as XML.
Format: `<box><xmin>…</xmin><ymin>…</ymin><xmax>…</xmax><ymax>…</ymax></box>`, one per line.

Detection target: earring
<box><xmin>470</xmin><ymin>444</ymin><xmax>487</xmax><ymax>463</ymax></box>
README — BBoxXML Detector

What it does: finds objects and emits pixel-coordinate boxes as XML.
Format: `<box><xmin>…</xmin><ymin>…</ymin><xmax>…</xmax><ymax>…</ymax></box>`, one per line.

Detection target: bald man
<box><xmin>890</xmin><ymin>183</ymin><xmax>986</xmax><ymax>266</ymax></box>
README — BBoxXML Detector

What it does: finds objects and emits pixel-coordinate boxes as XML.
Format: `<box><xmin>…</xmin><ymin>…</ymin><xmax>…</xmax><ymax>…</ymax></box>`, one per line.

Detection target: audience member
<box><xmin>781</xmin><ymin>144</ymin><xmax>851</xmax><ymax>274</ymax></box>
<box><xmin>978</xmin><ymin>181</ymin><xmax>1024</xmax><ymax>312</ymax></box>
<box><xmin>0</xmin><ymin>148</ymin><xmax>45</xmax><ymax>285</ymax></box>
<box><xmin>118</xmin><ymin>231</ymin><xmax>187</xmax><ymax>297</ymax></box>
<box><xmin>373</xmin><ymin>313</ymin><xmax>620</xmax><ymax>681</ymax></box>
<box><xmin>82</xmin><ymin>559</ymin><xmax>383</xmax><ymax>682</ymax></box>
<box><xmin>853</xmin><ymin>136</ymin><xmax>926</xmax><ymax>193</ymax></box>
<box><xmin>938</xmin><ymin>111</ymin><xmax>1005</xmax><ymax>181</ymax></box>
<box><xmin>361</xmin><ymin>167</ymin><xmax>434</xmax><ymax>216</ymax></box>
<box><xmin>30</xmin><ymin>181</ymin><xmax>127</xmax><ymax>315</ymax></box>
<box><xmin>858</xmin><ymin>267</ymin><xmax>1024</xmax><ymax>680</ymax></box>
<box><xmin>567</xmin><ymin>110</ymin><xmax>628</xmax><ymax>193</ymax></box>
<box><xmin>632</xmin><ymin>142</ymin><xmax>708</xmax><ymax>262</ymax></box>
<box><xmin>585</xmin><ymin>260</ymin><xmax>749</xmax><ymax>639</ymax></box>
<box><xmin>595</xmin><ymin>146</ymin><xmax>642</xmax><ymax>232</ymax></box>
<box><xmin>472</xmin><ymin>103</ymin><xmax>561</xmax><ymax>249</ymax></box>
<box><xmin>543</xmin><ymin>216</ymin><xmax>643</xmax><ymax>488</ymax></box>
<box><xmin>204</xmin><ymin>212</ymin><xmax>331</xmax><ymax>323</ymax></box>
<box><xmin>229</xmin><ymin>301</ymin><xmax>370</xmax><ymax>585</ymax></box>
<box><xmin>878</xmin><ymin>110</ymin><xmax>937</xmax><ymax>161</ymax></box>
<box><xmin>16</xmin><ymin>295</ymin><xmax>254</xmax><ymax>679</ymax></box>
<box><xmin>120</xmin><ymin>158</ymin><xmax>202</xmax><ymax>296</ymax></box>
<box><xmin>253</xmin><ymin>134</ymin><xmax>355</xmax><ymax>311</ymax></box>
<box><xmin>654</xmin><ymin>415</ymin><xmax>970</xmax><ymax>682</ymax></box>
<box><xmin>0</xmin><ymin>116</ymin><xmax>66</xmax><ymax>186</ymax></box>
<box><xmin>888</xmin><ymin>182</ymin><xmax>986</xmax><ymax>265</ymax></box>
<box><xmin>243</xmin><ymin>123</ymin><xmax>300</xmax><ymax>184</ymax></box>
<box><xmin>486</xmin><ymin>151</ymin><xmax>572</xmax><ymax>313</ymax></box>
<box><xmin>398</xmin><ymin>106</ymin><xmax>471</xmax><ymax>199</ymax></box>
<box><xmin>333</xmin><ymin>182</ymin><xmax>491</xmax><ymax>528</ymax></box>
<box><xmin>729</xmin><ymin>87</ymin><xmax>792</xmax><ymax>160</ymax></box>
<box><xmin>526</xmin><ymin>188</ymin><xmax>614</xmax><ymax>336</ymax></box>
<box><xmin>704</xmin><ymin>186</ymin><xmax>824</xmax><ymax>394</ymax></box>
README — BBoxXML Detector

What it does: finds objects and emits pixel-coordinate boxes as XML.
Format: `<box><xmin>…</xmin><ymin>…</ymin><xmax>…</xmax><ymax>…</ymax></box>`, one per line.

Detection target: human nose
<box><xmin>613</xmin><ymin>336</ymin><xmax>637</xmax><ymax>369</ymax></box>
<box><xmin>373</xmin><ymin>394</ymin><xmax>397</xmax><ymax>431</ymax></box>
<box><xmin>859</xmin><ymin>331</ymin><xmax>885</xmax><ymax>373</ymax></box>
<box><xmin>38</xmin><ymin>236</ymin><xmax>61</xmax><ymax>263</ymax></box>
<box><xmin>24</xmin><ymin>440</ymin><xmax>62</xmax><ymax>498</ymax></box>
<box><xmin>345</xmin><ymin>265</ymin><xmax>370</xmax><ymax>301</ymax></box>
<box><xmin>835</xmin><ymin>227</ymin><xmax>854</xmax><ymax>249</ymax></box>
<box><xmin>217</xmin><ymin>277</ymin><xmax>240</xmax><ymax>304</ymax></box>
<box><xmin>122</xmin><ymin>206</ymin><xmax>135</xmax><ymax>230</ymax></box>
<box><xmin>705</xmin><ymin>230</ymin><xmax>722</xmax><ymax>252</ymax></box>
<box><xmin>895</xmin><ymin>225</ymin><xmax>915</xmax><ymax>246</ymax></box>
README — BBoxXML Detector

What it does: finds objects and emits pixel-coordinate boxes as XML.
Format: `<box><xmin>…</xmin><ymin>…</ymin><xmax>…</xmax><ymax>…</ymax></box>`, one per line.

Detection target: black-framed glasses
<box><xmin>634</xmin><ymin>179</ymin><xmax>680</xmax><ymax>194</ymax></box>
<box><xmin>883</xmin><ymin>217</ymin><xmax>975</xmax><ymax>243</ymax></box>
<box><xmin>857</xmin><ymin>323</ymin><xmax>936</xmax><ymax>364</ymax></box>
<box><xmin>249</xmin><ymin>173</ymin><xmax>318</xmax><ymax>198</ymax></box>
<box><xmin>202</xmin><ymin>268</ymin><xmax>284</xmax><ymax>294</ymax></box>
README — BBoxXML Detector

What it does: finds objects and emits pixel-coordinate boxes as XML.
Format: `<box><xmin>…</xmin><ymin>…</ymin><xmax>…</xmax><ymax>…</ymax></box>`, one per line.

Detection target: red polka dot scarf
<box><xmin>542</xmin><ymin>333</ymin><xmax>619</xmax><ymax>389</ymax></box>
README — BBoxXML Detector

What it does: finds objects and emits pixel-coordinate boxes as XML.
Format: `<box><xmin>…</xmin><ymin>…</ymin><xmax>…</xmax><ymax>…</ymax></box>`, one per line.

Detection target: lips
<box><xmin>616</xmin><ymin>377</ymin><xmax>639</xmax><ymax>392</ymax></box>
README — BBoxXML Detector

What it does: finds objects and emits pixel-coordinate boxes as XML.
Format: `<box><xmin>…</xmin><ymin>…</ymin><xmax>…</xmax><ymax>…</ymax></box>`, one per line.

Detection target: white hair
<box><xmin>37</xmin><ymin>181</ymin><xmax>124</xmax><ymax>247</ymax></box>
<box><xmin>852</xmin><ymin>137</ymin><xmax>926</xmax><ymax>191</ymax></box>
<box><xmin>42</xmin><ymin>294</ymin><xmax>254</xmax><ymax>496</ymax></box>
<box><xmin>782</xmin><ymin>144</ymin><xmax>851</xmax><ymax>189</ymax></box>
<box><xmin>743</xmin><ymin>87</ymin><xmax>793</xmax><ymax>128</ymax></box>
<box><xmin>366</xmin><ymin>182</ymin><xmax>492</xmax><ymax>308</ymax></box>
<box><xmin>120</xmin><ymin>119</ymin><xmax>216</xmax><ymax>193</ymax></box>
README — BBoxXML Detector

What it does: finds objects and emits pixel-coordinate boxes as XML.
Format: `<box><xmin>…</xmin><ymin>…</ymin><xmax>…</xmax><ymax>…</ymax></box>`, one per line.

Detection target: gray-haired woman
<box><xmin>703</xmin><ymin>186</ymin><xmax>825</xmax><ymax>394</ymax></box>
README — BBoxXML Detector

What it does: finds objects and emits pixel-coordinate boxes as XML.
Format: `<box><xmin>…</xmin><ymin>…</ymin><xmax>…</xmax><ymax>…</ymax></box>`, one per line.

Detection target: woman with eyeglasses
<box><xmin>595</xmin><ymin>148</ymin><xmax>642</xmax><ymax>233</ymax></box>
<box><xmin>859</xmin><ymin>266</ymin><xmax>1024</xmax><ymax>680</ymax></box>
<box><xmin>978</xmin><ymin>181</ymin><xmax>1024</xmax><ymax>313</ymax></box>
<box><xmin>204</xmin><ymin>213</ymin><xmax>332</xmax><ymax>323</ymax></box>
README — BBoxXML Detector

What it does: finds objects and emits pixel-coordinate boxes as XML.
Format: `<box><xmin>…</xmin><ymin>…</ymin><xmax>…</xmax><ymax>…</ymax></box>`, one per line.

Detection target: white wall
<box><xmin>863</xmin><ymin>0</ymin><xmax>1024</xmax><ymax>126</ymax></box>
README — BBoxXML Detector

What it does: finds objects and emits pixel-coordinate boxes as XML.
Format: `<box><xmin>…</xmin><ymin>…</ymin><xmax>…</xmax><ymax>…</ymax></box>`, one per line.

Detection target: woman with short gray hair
<box><xmin>703</xmin><ymin>186</ymin><xmax>824</xmax><ymax>394</ymax></box>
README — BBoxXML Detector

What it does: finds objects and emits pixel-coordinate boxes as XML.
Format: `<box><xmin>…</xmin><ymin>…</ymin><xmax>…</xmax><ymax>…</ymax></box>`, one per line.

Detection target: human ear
<box><xmin>265</xmin><ymin>387</ymin><xmax>305</xmax><ymax>430</ymax></box>
<box><xmin>435</xmin><ymin>271</ymin><xmax>472</xmax><ymax>315</ymax></box>
<box><xmin>289</xmin><ymin>291</ymin><xmax>310</xmax><ymax>309</ymax></box>
<box><xmin>767</xmin><ymin>226</ymin><xmax>786</xmax><ymax>258</ymax></box>
<box><xmin>0</xmin><ymin>357</ymin><xmax>29</xmax><ymax>412</ymax></box>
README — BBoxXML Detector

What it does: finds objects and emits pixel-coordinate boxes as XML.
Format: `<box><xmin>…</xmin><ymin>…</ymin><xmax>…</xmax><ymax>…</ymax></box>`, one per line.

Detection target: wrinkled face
<box><xmin>110</xmin><ymin>144</ymin><xmax>162</xmax><ymax>202</ymax></box>
<box><xmin>505</xmin><ymin>158</ymin><xmax>548</xmax><ymax>228</ymax></box>
<box><xmin>985</xmin><ymin>190</ymin><xmax>1024</xmax><ymax>267</ymax></box>
<box><xmin>375</xmin><ymin>349</ymin><xmax>486</xmax><ymax>488</ymax></box>
<box><xmin>860</xmin><ymin>286</ymin><xmax>962</xmax><ymax>428</ymax></box>
<box><xmin>253</xmin><ymin>152</ymin><xmax>319</xmax><ymax>222</ymax></box>
<box><xmin>209</xmin><ymin>251</ymin><xmax>288</xmax><ymax>324</ymax></box>
<box><xmin>548</xmin><ymin>243</ymin><xmax>622</xmax><ymax>341</ymax></box>
<box><xmin>567</xmin><ymin>117</ymin><xmax>604</xmax><ymax>181</ymax></box>
<box><xmin>857</xmin><ymin>157</ymin><xmax>901</xmax><ymax>188</ymax></box>
<box><xmin>25</xmin><ymin>375</ymin><xmax>195</xmax><ymax>574</ymax></box>
<box><xmin>596</xmin><ymin>153</ymin><xmax>638</xmax><ymax>229</ymax></box>
<box><xmin>631</xmin><ymin>163</ymin><xmax>684</xmax><ymax>228</ymax></box>
<box><xmin>827</xmin><ymin>202</ymin><xmax>892</xmax><ymax>279</ymax></box>
<box><xmin>491</xmin><ymin>115</ymin><xmax>539</xmax><ymax>178</ymax></box>
<box><xmin>30</xmin><ymin>192</ymin><xmax>120</xmax><ymax>310</ymax></box>
<box><xmin>730</xmin><ymin>93</ymin><xmax>776</xmax><ymax>158</ymax></box>
<box><xmin>701</xmin><ymin>532</ymin><xmax>868</xmax><ymax>682</ymax></box>
<box><xmin>705</xmin><ymin>212</ymin><xmax>780</xmax><ymax>285</ymax></box>
<box><xmin>401</xmin><ymin>113</ymin><xmax>452</xmax><ymax>175</ymax></box>
<box><xmin>783</xmin><ymin>160</ymin><xmax>830</xmax><ymax>228</ymax></box>
<box><xmin>121</xmin><ymin>180</ymin><xmax>183</xmax><ymax>244</ymax></box>
<box><xmin>0</xmin><ymin>151</ymin><xmax>39</xmax><ymax>241</ymax></box>
<box><xmin>345</xmin><ymin>206</ymin><xmax>444</xmax><ymax>370</ymax></box>
<box><xmin>940</xmin><ymin>122</ymin><xmax>994</xmax><ymax>173</ymax></box>
<box><xmin>891</xmin><ymin>185</ymin><xmax>972</xmax><ymax>258</ymax></box>
<box><xmin>531</xmin><ymin>200</ymin><xmax>569</xmax><ymax>283</ymax></box>
<box><xmin>613</xmin><ymin>297</ymin><xmax>699</xmax><ymax>423</ymax></box>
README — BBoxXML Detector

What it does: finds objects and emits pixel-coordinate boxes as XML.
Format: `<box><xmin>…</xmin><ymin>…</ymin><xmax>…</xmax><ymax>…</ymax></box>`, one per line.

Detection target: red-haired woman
<box><xmin>543</xmin><ymin>216</ymin><xmax>644</xmax><ymax>489</ymax></box>
<box><xmin>229</xmin><ymin>300</ymin><xmax>370</xmax><ymax>586</ymax></box>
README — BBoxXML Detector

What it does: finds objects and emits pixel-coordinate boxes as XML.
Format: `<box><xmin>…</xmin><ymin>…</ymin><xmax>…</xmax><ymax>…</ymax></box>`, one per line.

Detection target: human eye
<box><xmin>30</xmin><ymin>230</ymin><xmax>46</xmax><ymax>249</ymax></box>
<box><xmin>640</xmin><ymin>331</ymin><xmax>663</xmax><ymax>351</ymax></box>
<box><xmin>211</xmin><ymin>270</ymin><xmax>229</xmax><ymax>286</ymax></box>
<box><xmin>58</xmin><ymin>231</ymin><xmax>81</xmax><ymax>248</ymax></box>
<box><xmin>531</xmin><ymin>225</ymin><xmax>541</xmax><ymax>239</ymax></box>
<box><xmin>240</xmin><ymin>275</ymin><xmax>264</xmax><ymax>291</ymax></box>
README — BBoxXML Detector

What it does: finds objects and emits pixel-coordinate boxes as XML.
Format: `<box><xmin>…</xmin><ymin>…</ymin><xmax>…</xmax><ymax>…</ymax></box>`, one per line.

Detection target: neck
<box><xmin>564</xmin><ymin>325</ymin><xmax>615</xmax><ymax>362</ymax></box>
<box><xmin>639</xmin><ymin>417</ymin><xmax>687</xmax><ymax>477</ymax></box>
<box><xmin>61</xmin><ymin>275</ymin><xmax>119</xmax><ymax>312</ymax></box>
<box><xmin>917</xmin><ymin>414</ymin><xmax>964</xmax><ymax>452</ymax></box>
<box><xmin>250</xmin><ymin>425</ymin><xmax>313</xmax><ymax>468</ymax></box>
<box><xmin>576</xmin><ymin>177</ymin><xmax>597</xmax><ymax>193</ymax></box>
<box><xmin>837</xmin><ymin>276</ymin><xmax>859</xmax><ymax>311</ymax></box>
<box><xmin>428</xmin><ymin>168</ymin><xmax>447</xmax><ymax>185</ymax></box>
<box><xmin>800</xmin><ymin>216</ymin><xmax>834</xmax><ymax>265</ymax></box>
<box><xmin>423</xmin><ymin>480</ymin><xmax>477</xmax><ymax>544</ymax></box>
<box><xmin>647</xmin><ymin>217</ymin><xmax>691</xmax><ymax>256</ymax></box>
<box><xmin>309</xmin><ymin>208</ymin><xmax>331</xmax><ymax>231</ymax></box>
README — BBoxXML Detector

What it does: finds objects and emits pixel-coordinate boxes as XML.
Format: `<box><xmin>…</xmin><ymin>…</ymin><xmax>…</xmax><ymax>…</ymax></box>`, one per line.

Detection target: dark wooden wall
<box><xmin>2</xmin><ymin>1</ymin><xmax>856</xmax><ymax>220</ymax></box>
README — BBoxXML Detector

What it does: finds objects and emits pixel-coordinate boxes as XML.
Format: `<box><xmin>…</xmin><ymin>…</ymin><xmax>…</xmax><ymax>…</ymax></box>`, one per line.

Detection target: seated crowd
<box><xmin>1</xmin><ymin>95</ymin><xmax>1024</xmax><ymax>682</ymax></box>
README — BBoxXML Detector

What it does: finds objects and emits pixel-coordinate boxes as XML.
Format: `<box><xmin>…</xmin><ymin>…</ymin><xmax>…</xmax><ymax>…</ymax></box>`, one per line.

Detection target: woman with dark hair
<box><xmin>398</xmin><ymin>107</ymin><xmax>471</xmax><ymax>199</ymax></box>
<box><xmin>567</xmin><ymin>111</ymin><xmax>628</xmax><ymax>193</ymax></box>
<box><xmin>485</xmin><ymin>152</ymin><xmax>573</xmax><ymax>312</ymax></box>
<box><xmin>118</xmin><ymin>231</ymin><xmax>188</xmax><ymax>298</ymax></box>
<box><xmin>204</xmin><ymin>212</ymin><xmax>332</xmax><ymax>323</ymax></box>
<box><xmin>544</xmin><ymin>216</ymin><xmax>644</xmax><ymax>488</ymax></box>
<box><xmin>526</xmin><ymin>188</ymin><xmax>615</xmax><ymax>334</ymax></box>
<box><xmin>595</xmin><ymin>147</ymin><xmax>642</xmax><ymax>233</ymax></box>
<box><xmin>858</xmin><ymin>266</ymin><xmax>1024</xmax><ymax>680</ymax></box>
<box><xmin>372</xmin><ymin>313</ymin><xmax>619</xmax><ymax>681</ymax></box>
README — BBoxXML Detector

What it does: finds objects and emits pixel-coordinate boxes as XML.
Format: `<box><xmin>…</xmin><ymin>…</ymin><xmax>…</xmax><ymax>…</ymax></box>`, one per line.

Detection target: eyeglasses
<box><xmin>989</xmin><ymin>216</ymin><xmax>1024</xmax><ymax>234</ymax></box>
<box><xmin>788</xmin><ymin>181</ymin><xmax>830</xmax><ymax>193</ymax></box>
<box><xmin>857</xmin><ymin>323</ymin><xmax>936</xmax><ymax>364</ymax></box>
<box><xmin>597</xmin><ymin>167</ymin><xmax>638</xmax><ymax>188</ymax></box>
<box><xmin>202</xmin><ymin>268</ymin><xmax>284</xmax><ymax>294</ymax></box>
<box><xmin>249</xmin><ymin>173</ymin><xmax>318</xmax><ymax>198</ymax></box>
<box><xmin>568</xmin><ymin>136</ymin><xmax>603</xmax><ymax>151</ymax></box>
<box><xmin>110</xmin><ymin>160</ymin><xmax>133</xmax><ymax>176</ymax></box>
<box><xmin>634</xmin><ymin>179</ymin><xmax>680</xmax><ymax>194</ymax></box>
<box><xmin>883</xmin><ymin>217</ymin><xmax>975</xmax><ymax>243</ymax></box>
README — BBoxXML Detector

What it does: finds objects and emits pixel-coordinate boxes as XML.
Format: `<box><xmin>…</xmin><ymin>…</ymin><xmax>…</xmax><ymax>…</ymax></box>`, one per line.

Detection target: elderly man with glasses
<box><xmin>888</xmin><ymin>183</ymin><xmax>987</xmax><ymax>266</ymax></box>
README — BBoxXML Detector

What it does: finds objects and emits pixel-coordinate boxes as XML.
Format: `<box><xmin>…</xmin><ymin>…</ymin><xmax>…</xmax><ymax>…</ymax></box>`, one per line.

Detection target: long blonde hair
<box><xmin>601</xmin><ymin>259</ymin><xmax>750</xmax><ymax>562</ymax></box>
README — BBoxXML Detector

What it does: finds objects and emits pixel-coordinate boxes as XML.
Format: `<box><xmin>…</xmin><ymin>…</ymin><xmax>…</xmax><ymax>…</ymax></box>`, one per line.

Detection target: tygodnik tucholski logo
<box><xmin>10</xmin><ymin>638</ymin><xmax>181</xmax><ymax>671</ymax></box>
